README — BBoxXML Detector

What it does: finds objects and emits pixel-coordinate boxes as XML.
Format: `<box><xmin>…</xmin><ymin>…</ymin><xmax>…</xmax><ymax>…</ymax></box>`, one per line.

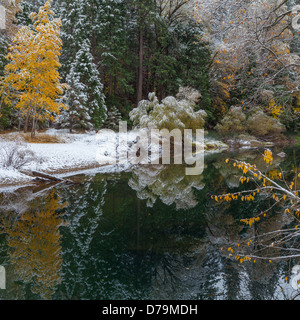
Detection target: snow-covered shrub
<box><xmin>0</xmin><ymin>138</ymin><xmax>36</xmax><ymax>170</ymax></box>
<box><xmin>129</xmin><ymin>89</ymin><xmax>206</xmax><ymax>131</ymax></box>
<box><xmin>215</xmin><ymin>106</ymin><xmax>286</xmax><ymax>137</ymax></box>
<box><xmin>176</xmin><ymin>86</ymin><xmax>202</xmax><ymax>105</ymax></box>
<box><xmin>216</xmin><ymin>107</ymin><xmax>286</xmax><ymax>137</ymax></box>
<box><xmin>247</xmin><ymin>107</ymin><xmax>286</xmax><ymax>136</ymax></box>
<box><xmin>215</xmin><ymin>106</ymin><xmax>247</xmax><ymax>135</ymax></box>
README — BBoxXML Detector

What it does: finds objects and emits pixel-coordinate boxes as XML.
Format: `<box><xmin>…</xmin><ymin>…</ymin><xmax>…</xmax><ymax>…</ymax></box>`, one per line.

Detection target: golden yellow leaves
<box><xmin>221</xmin><ymin>244</ymin><xmax>254</xmax><ymax>264</ymax></box>
<box><xmin>30</xmin><ymin>1</ymin><xmax>54</xmax><ymax>27</ymax></box>
<box><xmin>2</xmin><ymin>190</ymin><xmax>67</xmax><ymax>300</ymax></box>
<box><xmin>240</xmin><ymin>176</ymin><xmax>250</xmax><ymax>184</ymax></box>
<box><xmin>266</xmin><ymin>99</ymin><xmax>284</xmax><ymax>119</ymax></box>
<box><xmin>241</xmin><ymin>217</ymin><xmax>260</xmax><ymax>227</ymax></box>
<box><xmin>2</xmin><ymin>1</ymin><xmax>66</xmax><ymax>126</ymax></box>
<box><xmin>268</xmin><ymin>169</ymin><xmax>281</xmax><ymax>180</ymax></box>
<box><xmin>264</xmin><ymin>149</ymin><xmax>273</xmax><ymax>165</ymax></box>
<box><xmin>211</xmin><ymin>193</ymin><xmax>242</xmax><ymax>203</ymax></box>
<box><xmin>217</xmin><ymin>150</ymin><xmax>300</xmax><ymax>267</ymax></box>
<box><xmin>241</xmin><ymin>194</ymin><xmax>255</xmax><ymax>202</ymax></box>
<box><xmin>238</xmin><ymin>256</ymin><xmax>252</xmax><ymax>264</ymax></box>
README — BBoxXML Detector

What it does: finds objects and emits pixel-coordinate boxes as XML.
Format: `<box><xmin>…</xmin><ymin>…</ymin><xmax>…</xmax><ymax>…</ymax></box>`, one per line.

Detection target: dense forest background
<box><xmin>0</xmin><ymin>0</ymin><xmax>299</xmax><ymax>134</ymax></box>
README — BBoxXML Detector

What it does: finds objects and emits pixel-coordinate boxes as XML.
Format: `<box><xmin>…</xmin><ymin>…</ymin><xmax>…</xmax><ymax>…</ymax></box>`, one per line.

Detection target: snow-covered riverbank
<box><xmin>0</xmin><ymin>129</ymin><xmax>122</xmax><ymax>188</ymax></box>
<box><xmin>0</xmin><ymin>129</ymin><xmax>229</xmax><ymax>190</ymax></box>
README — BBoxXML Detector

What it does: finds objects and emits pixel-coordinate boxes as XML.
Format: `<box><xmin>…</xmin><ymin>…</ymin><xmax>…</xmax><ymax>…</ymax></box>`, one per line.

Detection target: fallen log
<box><xmin>19</xmin><ymin>170</ymin><xmax>79</xmax><ymax>185</ymax></box>
<box><xmin>32</xmin><ymin>171</ymin><xmax>64</xmax><ymax>182</ymax></box>
<box><xmin>31</xmin><ymin>171</ymin><xmax>77</xmax><ymax>185</ymax></box>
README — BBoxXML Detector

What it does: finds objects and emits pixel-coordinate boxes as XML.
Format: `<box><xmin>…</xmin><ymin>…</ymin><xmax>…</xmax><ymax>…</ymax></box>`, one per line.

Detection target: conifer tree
<box><xmin>57</xmin><ymin>0</ymin><xmax>107</xmax><ymax>131</ymax></box>
<box><xmin>0</xmin><ymin>0</ymin><xmax>22</xmax><ymax>128</ymax></box>
<box><xmin>58</xmin><ymin>0</ymin><xmax>87</xmax><ymax>77</ymax></box>
<box><xmin>92</xmin><ymin>0</ymin><xmax>134</xmax><ymax>105</ymax></box>
<box><xmin>61</xmin><ymin>39</ymin><xmax>107</xmax><ymax>131</ymax></box>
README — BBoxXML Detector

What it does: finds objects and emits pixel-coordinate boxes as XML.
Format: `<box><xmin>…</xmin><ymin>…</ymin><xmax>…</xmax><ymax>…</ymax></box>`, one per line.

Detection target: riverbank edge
<box><xmin>0</xmin><ymin>130</ymin><xmax>298</xmax><ymax>192</ymax></box>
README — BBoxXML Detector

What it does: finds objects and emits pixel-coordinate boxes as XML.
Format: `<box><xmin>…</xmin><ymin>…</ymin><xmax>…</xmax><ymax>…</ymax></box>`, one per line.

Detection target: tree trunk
<box><xmin>137</xmin><ymin>27</ymin><xmax>144</xmax><ymax>104</ymax></box>
<box><xmin>31</xmin><ymin>115</ymin><xmax>36</xmax><ymax>138</ymax></box>
<box><xmin>69</xmin><ymin>114</ymin><xmax>73</xmax><ymax>134</ymax></box>
<box><xmin>32</xmin><ymin>171</ymin><xmax>64</xmax><ymax>182</ymax></box>
<box><xmin>90</xmin><ymin>4</ymin><xmax>96</xmax><ymax>58</ymax></box>
<box><xmin>24</xmin><ymin>113</ymin><xmax>29</xmax><ymax>133</ymax></box>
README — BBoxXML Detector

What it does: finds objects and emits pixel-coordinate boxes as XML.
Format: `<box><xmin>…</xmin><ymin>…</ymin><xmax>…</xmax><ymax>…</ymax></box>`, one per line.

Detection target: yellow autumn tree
<box><xmin>2</xmin><ymin>1</ymin><xmax>67</xmax><ymax>137</ymax></box>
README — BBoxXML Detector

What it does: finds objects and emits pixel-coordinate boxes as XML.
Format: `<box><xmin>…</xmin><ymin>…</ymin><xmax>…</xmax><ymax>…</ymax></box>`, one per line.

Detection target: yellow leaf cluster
<box><xmin>267</xmin><ymin>169</ymin><xmax>281</xmax><ymax>180</ymax></box>
<box><xmin>241</xmin><ymin>194</ymin><xmax>255</xmax><ymax>202</ymax></box>
<box><xmin>2</xmin><ymin>1</ymin><xmax>67</xmax><ymax>123</ymax></box>
<box><xmin>266</xmin><ymin>99</ymin><xmax>284</xmax><ymax>119</ymax></box>
<box><xmin>241</xmin><ymin>216</ymin><xmax>261</xmax><ymax>226</ymax></box>
<box><xmin>264</xmin><ymin>149</ymin><xmax>273</xmax><ymax>165</ymax></box>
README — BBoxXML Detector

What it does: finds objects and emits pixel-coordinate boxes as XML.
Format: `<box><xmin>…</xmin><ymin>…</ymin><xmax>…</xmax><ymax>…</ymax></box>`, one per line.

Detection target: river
<box><xmin>0</xmin><ymin>144</ymin><xmax>299</xmax><ymax>300</ymax></box>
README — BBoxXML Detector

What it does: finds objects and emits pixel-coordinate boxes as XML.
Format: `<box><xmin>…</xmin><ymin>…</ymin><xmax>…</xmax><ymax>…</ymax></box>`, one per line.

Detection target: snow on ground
<box><xmin>0</xmin><ymin>167</ymin><xmax>35</xmax><ymax>185</ymax></box>
<box><xmin>0</xmin><ymin>129</ymin><xmax>126</xmax><ymax>187</ymax></box>
<box><xmin>0</xmin><ymin>128</ymin><xmax>228</xmax><ymax>188</ymax></box>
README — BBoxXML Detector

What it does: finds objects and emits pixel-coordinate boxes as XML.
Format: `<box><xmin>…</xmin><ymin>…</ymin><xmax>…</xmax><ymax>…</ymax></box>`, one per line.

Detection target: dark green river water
<box><xmin>0</xmin><ymin>144</ymin><xmax>299</xmax><ymax>300</ymax></box>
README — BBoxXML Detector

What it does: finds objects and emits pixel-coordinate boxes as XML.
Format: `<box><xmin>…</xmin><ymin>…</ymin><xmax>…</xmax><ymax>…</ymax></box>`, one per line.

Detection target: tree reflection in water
<box><xmin>0</xmin><ymin>190</ymin><xmax>67</xmax><ymax>300</ymax></box>
<box><xmin>129</xmin><ymin>164</ymin><xmax>205</xmax><ymax>210</ymax></box>
<box><xmin>0</xmin><ymin>145</ymin><xmax>299</xmax><ymax>300</ymax></box>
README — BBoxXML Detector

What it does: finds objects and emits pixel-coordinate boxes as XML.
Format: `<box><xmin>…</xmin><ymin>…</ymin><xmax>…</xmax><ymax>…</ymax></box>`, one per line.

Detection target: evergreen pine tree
<box><xmin>16</xmin><ymin>0</ymin><xmax>47</xmax><ymax>27</ymax></box>
<box><xmin>90</xmin><ymin>0</ymin><xmax>134</xmax><ymax>100</ymax></box>
<box><xmin>0</xmin><ymin>33</ymin><xmax>11</xmax><ymax>129</ymax></box>
<box><xmin>81</xmin><ymin>0</ymin><xmax>133</xmax><ymax>120</ymax></box>
<box><xmin>62</xmin><ymin>39</ymin><xmax>107</xmax><ymax>131</ymax></box>
<box><xmin>57</xmin><ymin>0</ymin><xmax>87</xmax><ymax>77</ymax></box>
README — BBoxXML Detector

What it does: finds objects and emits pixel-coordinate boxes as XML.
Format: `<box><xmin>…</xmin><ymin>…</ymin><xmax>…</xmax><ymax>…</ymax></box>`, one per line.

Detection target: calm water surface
<box><xmin>0</xmin><ymin>145</ymin><xmax>299</xmax><ymax>300</ymax></box>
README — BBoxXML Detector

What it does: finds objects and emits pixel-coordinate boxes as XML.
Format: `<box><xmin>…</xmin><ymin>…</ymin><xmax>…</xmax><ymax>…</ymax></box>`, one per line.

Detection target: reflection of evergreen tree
<box><xmin>0</xmin><ymin>148</ymin><xmax>298</xmax><ymax>300</ymax></box>
<box><xmin>223</xmin><ymin>260</ymin><xmax>242</xmax><ymax>300</ymax></box>
<box><xmin>54</xmin><ymin>177</ymin><xmax>164</xmax><ymax>299</ymax></box>
<box><xmin>54</xmin><ymin>179</ymin><xmax>107</xmax><ymax>299</ymax></box>
<box><xmin>245</xmin><ymin>255</ymin><xmax>288</xmax><ymax>300</ymax></box>
<box><xmin>54</xmin><ymin>174</ymin><xmax>207</xmax><ymax>299</ymax></box>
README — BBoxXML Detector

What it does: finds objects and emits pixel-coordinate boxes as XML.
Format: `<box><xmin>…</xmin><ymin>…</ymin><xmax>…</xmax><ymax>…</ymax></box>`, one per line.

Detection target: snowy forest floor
<box><xmin>0</xmin><ymin>129</ymin><xmax>134</xmax><ymax>190</ymax></box>
<box><xmin>0</xmin><ymin>128</ymin><xmax>264</xmax><ymax>191</ymax></box>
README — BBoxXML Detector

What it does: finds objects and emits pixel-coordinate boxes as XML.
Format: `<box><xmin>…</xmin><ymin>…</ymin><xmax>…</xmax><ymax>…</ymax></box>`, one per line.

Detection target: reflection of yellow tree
<box><xmin>4</xmin><ymin>190</ymin><xmax>67</xmax><ymax>300</ymax></box>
